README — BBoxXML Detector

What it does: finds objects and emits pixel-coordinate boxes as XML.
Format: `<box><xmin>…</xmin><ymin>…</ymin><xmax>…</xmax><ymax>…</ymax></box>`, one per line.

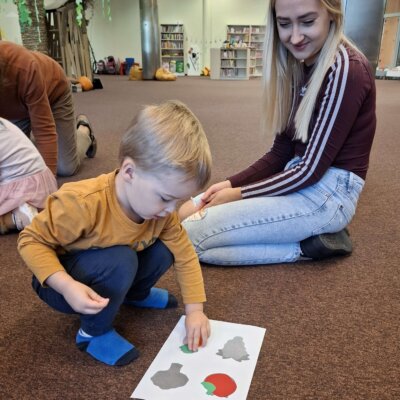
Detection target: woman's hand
<box><xmin>200</xmin><ymin>180</ymin><xmax>242</xmax><ymax>207</ymax></box>
<box><xmin>204</xmin><ymin>187</ymin><xmax>242</xmax><ymax>208</ymax></box>
<box><xmin>184</xmin><ymin>303</ymin><xmax>211</xmax><ymax>351</ymax></box>
<box><xmin>46</xmin><ymin>271</ymin><xmax>109</xmax><ymax>314</ymax></box>
<box><xmin>201</xmin><ymin>180</ymin><xmax>232</xmax><ymax>203</ymax></box>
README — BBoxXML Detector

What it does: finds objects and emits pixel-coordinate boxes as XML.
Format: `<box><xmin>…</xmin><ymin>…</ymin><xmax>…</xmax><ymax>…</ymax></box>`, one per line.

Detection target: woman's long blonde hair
<box><xmin>263</xmin><ymin>0</ymin><xmax>357</xmax><ymax>142</ymax></box>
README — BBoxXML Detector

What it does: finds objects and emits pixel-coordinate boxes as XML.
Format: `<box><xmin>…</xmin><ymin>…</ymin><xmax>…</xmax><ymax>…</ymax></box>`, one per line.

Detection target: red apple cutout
<box><xmin>201</xmin><ymin>373</ymin><xmax>237</xmax><ymax>397</ymax></box>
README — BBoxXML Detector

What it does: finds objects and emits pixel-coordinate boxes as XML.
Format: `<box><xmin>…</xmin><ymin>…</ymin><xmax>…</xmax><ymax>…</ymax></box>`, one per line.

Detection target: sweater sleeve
<box><xmin>239</xmin><ymin>45</ymin><xmax>371</xmax><ymax>198</ymax></box>
<box><xmin>22</xmin><ymin>59</ymin><xmax>58</xmax><ymax>174</ymax></box>
<box><xmin>159</xmin><ymin>213</ymin><xmax>206</xmax><ymax>305</ymax></box>
<box><xmin>17</xmin><ymin>190</ymin><xmax>93</xmax><ymax>285</ymax></box>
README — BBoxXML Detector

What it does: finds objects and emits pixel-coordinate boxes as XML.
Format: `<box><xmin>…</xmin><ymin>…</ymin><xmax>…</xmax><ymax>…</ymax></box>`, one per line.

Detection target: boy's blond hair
<box><xmin>263</xmin><ymin>0</ymin><xmax>360</xmax><ymax>142</ymax></box>
<box><xmin>119</xmin><ymin>100</ymin><xmax>212</xmax><ymax>189</ymax></box>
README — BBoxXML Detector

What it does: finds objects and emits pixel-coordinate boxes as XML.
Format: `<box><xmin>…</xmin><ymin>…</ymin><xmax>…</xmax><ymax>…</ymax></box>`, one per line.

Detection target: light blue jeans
<box><xmin>183</xmin><ymin>159</ymin><xmax>365</xmax><ymax>265</ymax></box>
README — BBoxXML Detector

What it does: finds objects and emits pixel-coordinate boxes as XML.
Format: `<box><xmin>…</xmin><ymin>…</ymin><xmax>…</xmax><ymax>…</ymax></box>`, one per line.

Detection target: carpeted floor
<box><xmin>0</xmin><ymin>76</ymin><xmax>399</xmax><ymax>400</ymax></box>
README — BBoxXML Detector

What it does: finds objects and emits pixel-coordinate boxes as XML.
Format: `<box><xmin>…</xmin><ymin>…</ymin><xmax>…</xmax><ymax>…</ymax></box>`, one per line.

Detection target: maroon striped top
<box><xmin>229</xmin><ymin>44</ymin><xmax>376</xmax><ymax>198</ymax></box>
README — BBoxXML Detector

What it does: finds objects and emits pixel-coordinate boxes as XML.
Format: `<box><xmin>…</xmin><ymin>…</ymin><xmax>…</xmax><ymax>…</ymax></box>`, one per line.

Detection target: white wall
<box><xmin>207</xmin><ymin>0</ymin><xmax>267</xmax><ymax>66</ymax></box>
<box><xmin>87</xmin><ymin>0</ymin><xmax>141</xmax><ymax>64</ymax></box>
<box><xmin>210</xmin><ymin>0</ymin><xmax>267</xmax><ymax>44</ymax></box>
<box><xmin>0</xmin><ymin>0</ymin><xmax>267</xmax><ymax>70</ymax></box>
<box><xmin>158</xmin><ymin>0</ymin><xmax>203</xmax><ymax>73</ymax></box>
<box><xmin>0</xmin><ymin>1</ymin><xmax>22</xmax><ymax>44</ymax></box>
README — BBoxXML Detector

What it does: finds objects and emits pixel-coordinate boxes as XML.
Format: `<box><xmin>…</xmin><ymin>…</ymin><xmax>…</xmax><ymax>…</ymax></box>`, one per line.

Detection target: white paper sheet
<box><xmin>131</xmin><ymin>316</ymin><xmax>266</xmax><ymax>399</ymax></box>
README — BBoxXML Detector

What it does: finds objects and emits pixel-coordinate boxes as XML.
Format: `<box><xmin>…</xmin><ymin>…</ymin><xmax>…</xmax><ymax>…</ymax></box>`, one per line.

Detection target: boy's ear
<box><xmin>121</xmin><ymin>157</ymin><xmax>136</xmax><ymax>181</ymax></box>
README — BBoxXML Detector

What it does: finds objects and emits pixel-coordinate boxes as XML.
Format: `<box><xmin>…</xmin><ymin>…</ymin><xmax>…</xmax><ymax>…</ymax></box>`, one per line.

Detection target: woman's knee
<box><xmin>182</xmin><ymin>217</ymin><xmax>206</xmax><ymax>247</ymax></box>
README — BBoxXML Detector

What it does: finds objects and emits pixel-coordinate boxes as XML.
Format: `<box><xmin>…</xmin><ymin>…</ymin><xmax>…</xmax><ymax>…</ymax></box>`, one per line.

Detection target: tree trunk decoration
<box><xmin>16</xmin><ymin>0</ymin><xmax>48</xmax><ymax>54</ymax></box>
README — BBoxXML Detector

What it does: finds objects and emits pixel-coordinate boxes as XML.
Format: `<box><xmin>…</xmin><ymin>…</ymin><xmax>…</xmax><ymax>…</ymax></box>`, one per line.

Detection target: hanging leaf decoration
<box><xmin>75</xmin><ymin>0</ymin><xmax>83</xmax><ymax>26</ymax></box>
<box><xmin>16</xmin><ymin>0</ymin><xmax>33</xmax><ymax>30</ymax></box>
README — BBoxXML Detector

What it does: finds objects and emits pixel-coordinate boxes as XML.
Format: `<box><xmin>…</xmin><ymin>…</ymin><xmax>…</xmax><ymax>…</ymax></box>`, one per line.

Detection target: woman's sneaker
<box><xmin>300</xmin><ymin>229</ymin><xmax>353</xmax><ymax>260</ymax></box>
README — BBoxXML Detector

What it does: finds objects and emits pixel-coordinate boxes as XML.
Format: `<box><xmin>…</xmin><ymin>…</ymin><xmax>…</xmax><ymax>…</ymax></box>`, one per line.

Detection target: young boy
<box><xmin>18</xmin><ymin>100</ymin><xmax>212</xmax><ymax>366</ymax></box>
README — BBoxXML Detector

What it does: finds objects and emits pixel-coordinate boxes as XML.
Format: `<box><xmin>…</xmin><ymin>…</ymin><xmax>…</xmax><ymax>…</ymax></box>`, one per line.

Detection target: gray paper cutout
<box><xmin>216</xmin><ymin>336</ymin><xmax>250</xmax><ymax>362</ymax></box>
<box><xmin>151</xmin><ymin>363</ymin><xmax>189</xmax><ymax>390</ymax></box>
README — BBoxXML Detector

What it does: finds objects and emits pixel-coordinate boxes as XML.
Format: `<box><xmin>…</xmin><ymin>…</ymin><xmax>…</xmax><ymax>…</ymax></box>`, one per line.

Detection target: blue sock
<box><xmin>76</xmin><ymin>328</ymin><xmax>139</xmax><ymax>366</ymax></box>
<box><xmin>124</xmin><ymin>287</ymin><xmax>177</xmax><ymax>309</ymax></box>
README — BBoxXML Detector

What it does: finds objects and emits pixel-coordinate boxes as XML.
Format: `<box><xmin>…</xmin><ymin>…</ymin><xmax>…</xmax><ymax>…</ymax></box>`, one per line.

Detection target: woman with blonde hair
<box><xmin>180</xmin><ymin>0</ymin><xmax>376</xmax><ymax>265</ymax></box>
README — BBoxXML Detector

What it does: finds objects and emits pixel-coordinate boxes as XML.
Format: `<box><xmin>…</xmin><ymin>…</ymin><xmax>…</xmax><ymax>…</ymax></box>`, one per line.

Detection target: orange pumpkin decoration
<box><xmin>78</xmin><ymin>76</ymin><xmax>93</xmax><ymax>91</ymax></box>
<box><xmin>155</xmin><ymin>67</ymin><xmax>176</xmax><ymax>81</ymax></box>
<box><xmin>129</xmin><ymin>65</ymin><xmax>143</xmax><ymax>81</ymax></box>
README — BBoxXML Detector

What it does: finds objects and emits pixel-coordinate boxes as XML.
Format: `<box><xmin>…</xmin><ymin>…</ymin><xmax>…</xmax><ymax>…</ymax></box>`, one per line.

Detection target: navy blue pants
<box><xmin>32</xmin><ymin>240</ymin><xmax>174</xmax><ymax>336</ymax></box>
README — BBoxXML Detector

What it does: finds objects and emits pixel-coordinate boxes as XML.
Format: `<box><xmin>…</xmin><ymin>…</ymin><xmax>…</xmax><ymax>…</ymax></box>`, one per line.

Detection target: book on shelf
<box><xmin>161</xmin><ymin>25</ymin><xmax>183</xmax><ymax>33</ymax></box>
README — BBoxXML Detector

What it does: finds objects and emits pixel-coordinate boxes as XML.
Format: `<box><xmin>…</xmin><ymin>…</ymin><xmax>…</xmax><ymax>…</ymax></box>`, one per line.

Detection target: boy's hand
<box><xmin>62</xmin><ymin>280</ymin><xmax>109</xmax><ymax>314</ymax></box>
<box><xmin>178</xmin><ymin>198</ymin><xmax>203</xmax><ymax>221</ymax></box>
<box><xmin>184</xmin><ymin>303</ymin><xmax>211</xmax><ymax>352</ymax></box>
<box><xmin>45</xmin><ymin>271</ymin><xmax>109</xmax><ymax>314</ymax></box>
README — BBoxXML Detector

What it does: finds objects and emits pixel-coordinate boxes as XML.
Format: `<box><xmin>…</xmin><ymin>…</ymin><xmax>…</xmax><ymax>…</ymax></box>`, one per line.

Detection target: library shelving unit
<box><xmin>226</xmin><ymin>24</ymin><xmax>265</xmax><ymax>77</ymax></box>
<box><xmin>249</xmin><ymin>25</ymin><xmax>265</xmax><ymax>77</ymax></box>
<box><xmin>160</xmin><ymin>24</ymin><xmax>185</xmax><ymax>76</ymax></box>
<box><xmin>226</xmin><ymin>24</ymin><xmax>251</xmax><ymax>46</ymax></box>
<box><xmin>210</xmin><ymin>47</ymin><xmax>251</xmax><ymax>80</ymax></box>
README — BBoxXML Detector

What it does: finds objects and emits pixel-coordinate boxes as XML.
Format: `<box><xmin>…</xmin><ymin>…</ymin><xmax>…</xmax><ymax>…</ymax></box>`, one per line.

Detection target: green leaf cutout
<box><xmin>201</xmin><ymin>381</ymin><xmax>216</xmax><ymax>396</ymax></box>
<box><xmin>179</xmin><ymin>344</ymin><xmax>194</xmax><ymax>354</ymax></box>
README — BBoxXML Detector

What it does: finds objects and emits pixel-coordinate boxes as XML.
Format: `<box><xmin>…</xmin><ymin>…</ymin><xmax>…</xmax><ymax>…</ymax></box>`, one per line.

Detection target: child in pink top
<box><xmin>0</xmin><ymin>118</ymin><xmax>57</xmax><ymax>234</ymax></box>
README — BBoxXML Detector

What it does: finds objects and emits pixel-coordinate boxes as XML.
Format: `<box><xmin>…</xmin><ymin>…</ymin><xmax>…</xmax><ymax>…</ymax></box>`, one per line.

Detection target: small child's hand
<box><xmin>178</xmin><ymin>195</ymin><xmax>206</xmax><ymax>222</ymax></box>
<box><xmin>46</xmin><ymin>271</ymin><xmax>109</xmax><ymax>314</ymax></box>
<box><xmin>184</xmin><ymin>303</ymin><xmax>211</xmax><ymax>352</ymax></box>
<box><xmin>63</xmin><ymin>280</ymin><xmax>109</xmax><ymax>314</ymax></box>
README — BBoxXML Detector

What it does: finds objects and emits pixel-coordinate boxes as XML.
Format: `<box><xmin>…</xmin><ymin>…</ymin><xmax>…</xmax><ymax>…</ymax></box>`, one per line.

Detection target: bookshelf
<box><xmin>210</xmin><ymin>48</ymin><xmax>251</xmax><ymax>80</ymax></box>
<box><xmin>226</xmin><ymin>24</ymin><xmax>250</xmax><ymax>47</ymax></box>
<box><xmin>226</xmin><ymin>24</ymin><xmax>265</xmax><ymax>77</ymax></box>
<box><xmin>160</xmin><ymin>24</ymin><xmax>185</xmax><ymax>76</ymax></box>
<box><xmin>249</xmin><ymin>25</ymin><xmax>265</xmax><ymax>77</ymax></box>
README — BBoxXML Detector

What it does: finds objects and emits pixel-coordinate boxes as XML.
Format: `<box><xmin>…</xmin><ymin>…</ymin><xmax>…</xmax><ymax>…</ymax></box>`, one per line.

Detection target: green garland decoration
<box><xmin>15</xmin><ymin>0</ymin><xmax>42</xmax><ymax>42</ymax></box>
<box><xmin>16</xmin><ymin>0</ymin><xmax>33</xmax><ymax>30</ymax></box>
<box><xmin>75</xmin><ymin>0</ymin><xmax>83</xmax><ymax>25</ymax></box>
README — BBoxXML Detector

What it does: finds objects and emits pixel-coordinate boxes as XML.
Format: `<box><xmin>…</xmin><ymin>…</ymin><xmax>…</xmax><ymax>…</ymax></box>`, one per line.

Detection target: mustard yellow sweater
<box><xmin>18</xmin><ymin>171</ymin><xmax>206</xmax><ymax>304</ymax></box>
